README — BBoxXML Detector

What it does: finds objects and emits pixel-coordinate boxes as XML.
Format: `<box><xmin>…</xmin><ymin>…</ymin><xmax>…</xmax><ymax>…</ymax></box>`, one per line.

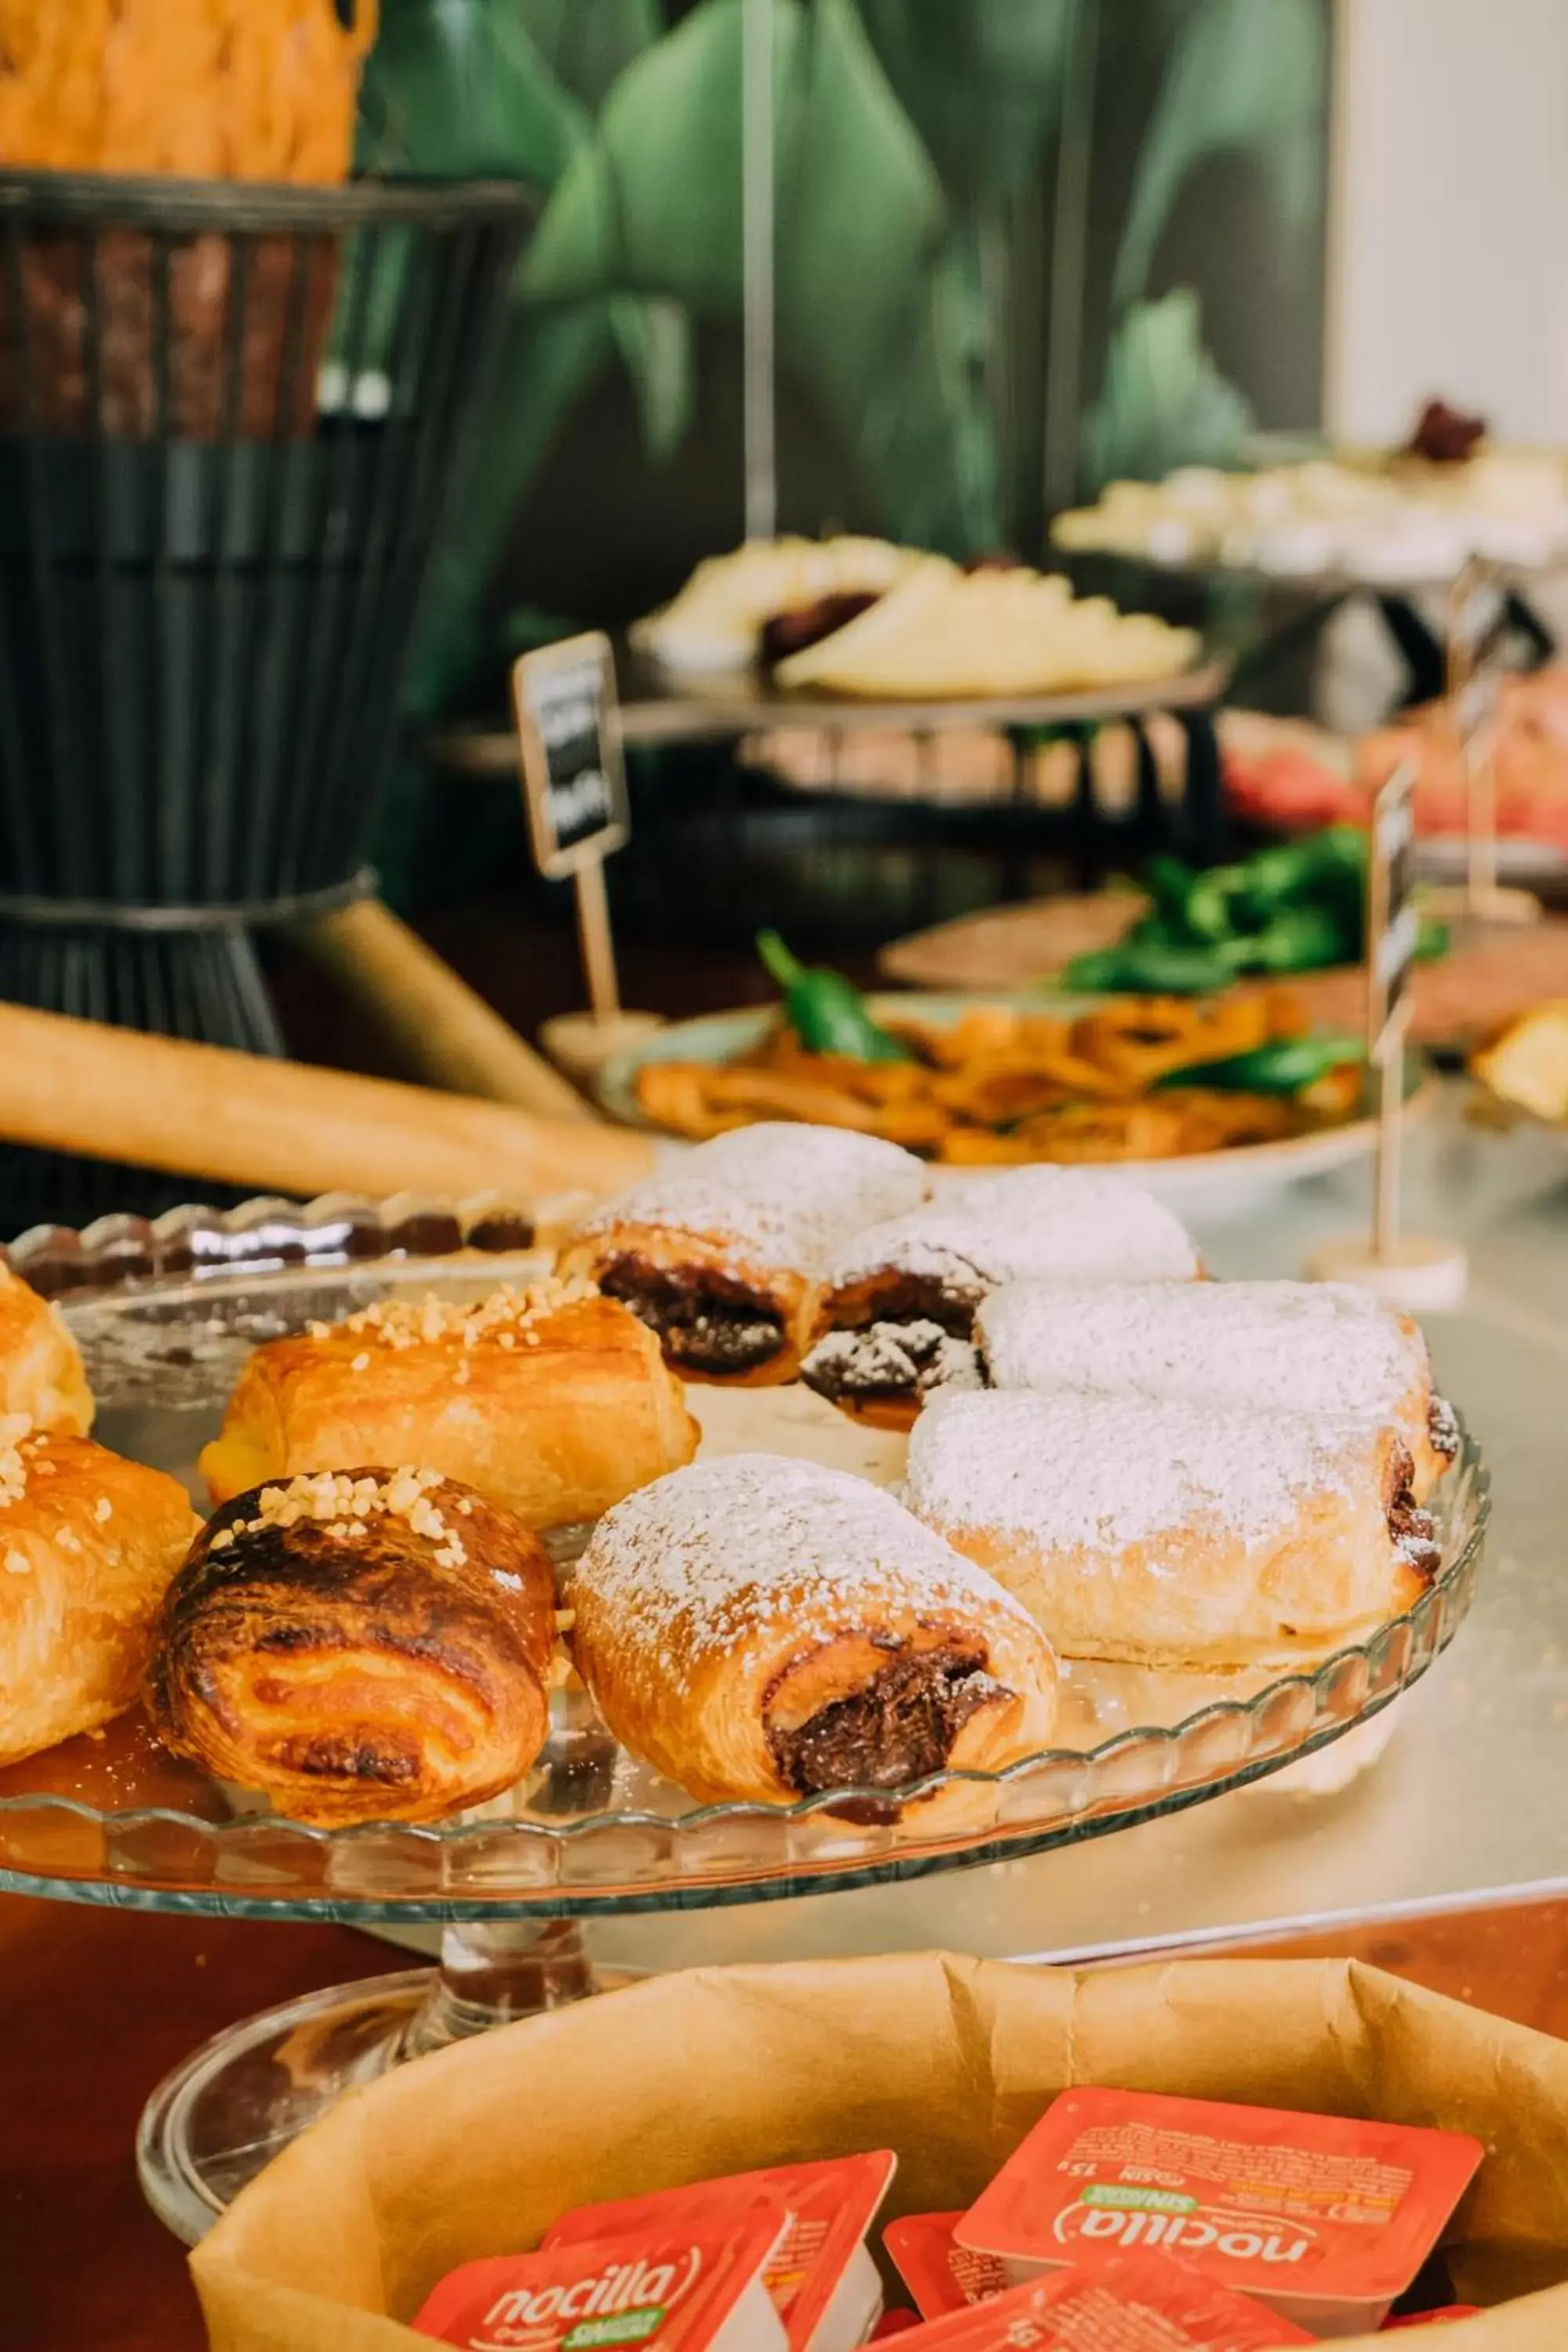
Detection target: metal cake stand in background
<box><xmin>0</xmin><ymin>1196</ymin><xmax>1488</xmax><ymax>2246</ymax></box>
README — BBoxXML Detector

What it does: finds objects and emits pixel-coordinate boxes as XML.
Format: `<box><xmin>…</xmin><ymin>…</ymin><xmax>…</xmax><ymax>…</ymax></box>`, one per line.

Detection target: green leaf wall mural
<box><xmin>360</xmin><ymin>0</ymin><xmax>1330</xmax><ymax>712</ymax></box>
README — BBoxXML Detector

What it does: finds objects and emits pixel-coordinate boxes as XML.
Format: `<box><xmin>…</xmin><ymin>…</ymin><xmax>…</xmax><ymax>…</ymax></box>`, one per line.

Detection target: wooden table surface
<box><xmin>6</xmin><ymin>1892</ymin><xmax>1568</xmax><ymax>2352</ymax></box>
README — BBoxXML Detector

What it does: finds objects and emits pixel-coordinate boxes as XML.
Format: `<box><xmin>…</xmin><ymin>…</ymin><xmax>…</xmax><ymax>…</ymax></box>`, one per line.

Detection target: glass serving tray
<box><xmin>0</xmin><ymin>1198</ymin><xmax>1490</xmax><ymax>1924</ymax></box>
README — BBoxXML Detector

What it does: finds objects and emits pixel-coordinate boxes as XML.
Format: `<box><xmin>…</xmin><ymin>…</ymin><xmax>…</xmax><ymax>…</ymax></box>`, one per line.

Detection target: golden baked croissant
<box><xmin>147</xmin><ymin>1466</ymin><xmax>557</xmax><ymax>1826</ymax></box>
<box><xmin>0</xmin><ymin>1261</ymin><xmax>92</xmax><ymax>1435</ymax></box>
<box><xmin>905</xmin><ymin>1391</ymin><xmax>1441</xmax><ymax>1672</ymax></box>
<box><xmin>559</xmin><ymin>1123</ymin><xmax>928</xmax><ymax>1385</ymax></box>
<box><xmin>570</xmin><ymin>1453</ymin><xmax>1058</xmax><ymax>1808</ymax></box>
<box><xmin>0</xmin><ymin>1417</ymin><xmax>198</xmax><ymax>1765</ymax></box>
<box><xmin>198</xmin><ymin>1280</ymin><xmax>699</xmax><ymax>1529</ymax></box>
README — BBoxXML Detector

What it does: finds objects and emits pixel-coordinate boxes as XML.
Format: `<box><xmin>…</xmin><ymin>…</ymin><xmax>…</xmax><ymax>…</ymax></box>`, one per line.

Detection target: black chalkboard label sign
<box><xmin>511</xmin><ymin>632</ymin><xmax>630</xmax><ymax>879</ymax></box>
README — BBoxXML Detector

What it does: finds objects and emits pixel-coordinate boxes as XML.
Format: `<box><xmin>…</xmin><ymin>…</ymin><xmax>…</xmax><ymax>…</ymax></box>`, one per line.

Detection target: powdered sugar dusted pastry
<box><xmin>569</xmin><ymin>1453</ymin><xmax>1058</xmax><ymax>1806</ymax></box>
<box><xmin>904</xmin><ymin>1390</ymin><xmax>1439</xmax><ymax>1671</ymax></box>
<box><xmin>0</xmin><ymin>1261</ymin><xmax>92</xmax><ymax>1436</ymax></box>
<box><xmin>800</xmin><ymin>1169</ymin><xmax>1198</xmax><ymax>1427</ymax></box>
<box><xmin>977</xmin><ymin>1279</ymin><xmax>1457</xmax><ymax>1497</ymax></box>
<box><xmin>198</xmin><ymin>1280</ymin><xmax>699</xmax><ymax>1530</ymax></box>
<box><xmin>559</xmin><ymin>1125</ymin><xmax>928</xmax><ymax>1385</ymax></box>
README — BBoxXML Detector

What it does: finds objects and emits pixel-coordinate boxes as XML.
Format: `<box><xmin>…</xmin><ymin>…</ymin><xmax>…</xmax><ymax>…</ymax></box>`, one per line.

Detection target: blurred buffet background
<box><xmin>2</xmin><ymin>0</ymin><xmax>1568</xmax><ymax>1229</ymax></box>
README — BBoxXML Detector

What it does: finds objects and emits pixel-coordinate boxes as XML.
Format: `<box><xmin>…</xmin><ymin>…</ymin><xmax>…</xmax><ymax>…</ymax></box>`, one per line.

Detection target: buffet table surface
<box><xmin>8</xmin><ymin>1076</ymin><xmax>1568</xmax><ymax>2344</ymax></box>
<box><xmin>8</xmin><ymin>1892</ymin><xmax>1568</xmax><ymax>2352</ymax></box>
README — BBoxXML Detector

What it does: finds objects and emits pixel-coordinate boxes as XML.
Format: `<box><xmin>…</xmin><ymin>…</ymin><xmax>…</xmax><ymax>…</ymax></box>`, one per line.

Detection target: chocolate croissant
<box><xmin>905</xmin><ymin>1390</ymin><xmax>1441</xmax><ymax>1672</ymax></box>
<box><xmin>558</xmin><ymin>1124</ymin><xmax>928</xmax><ymax>1385</ymax></box>
<box><xmin>198</xmin><ymin>1280</ymin><xmax>699</xmax><ymax>1530</ymax></box>
<box><xmin>976</xmin><ymin>1277</ymin><xmax>1457</xmax><ymax>1498</ymax></box>
<box><xmin>0</xmin><ymin>1261</ymin><xmax>93</xmax><ymax>1436</ymax></box>
<box><xmin>570</xmin><ymin>1453</ymin><xmax>1058</xmax><ymax>1807</ymax></box>
<box><xmin>147</xmin><ymin>1467</ymin><xmax>557</xmax><ymax>1826</ymax></box>
<box><xmin>800</xmin><ymin>1167</ymin><xmax>1200</xmax><ymax>1427</ymax></box>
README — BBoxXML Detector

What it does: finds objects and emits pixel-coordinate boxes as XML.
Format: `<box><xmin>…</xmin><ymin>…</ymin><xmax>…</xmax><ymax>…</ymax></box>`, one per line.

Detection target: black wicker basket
<box><xmin>0</xmin><ymin>168</ymin><xmax>530</xmax><ymax>1235</ymax></box>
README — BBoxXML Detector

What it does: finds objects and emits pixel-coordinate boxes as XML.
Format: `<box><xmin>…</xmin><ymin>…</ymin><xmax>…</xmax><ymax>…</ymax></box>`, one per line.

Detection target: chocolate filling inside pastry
<box><xmin>1388</xmin><ymin>1463</ymin><xmax>1442</xmax><ymax>1584</ymax></box>
<box><xmin>830</xmin><ymin>1272</ymin><xmax>980</xmax><ymax>1337</ymax></box>
<box><xmin>597</xmin><ymin>1254</ymin><xmax>785</xmax><ymax>1374</ymax></box>
<box><xmin>801</xmin><ymin>1320</ymin><xmax>981</xmax><ymax>1405</ymax></box>
<box><xmin>768</xmin><ymin>1647</ymin><xmax>1006</xmax><ymax>1794</ymax></box>
<box><xmin>1428</xmin><ymin>1394</ymin><xmax>1460</xmax><ymax>1466</ymax></box>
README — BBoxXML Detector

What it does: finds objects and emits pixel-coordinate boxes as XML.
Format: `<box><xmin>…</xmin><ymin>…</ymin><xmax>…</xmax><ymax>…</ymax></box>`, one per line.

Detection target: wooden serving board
<box><xmin>880</xmin><ymin>898</ymin><xmax>1568</xmax><ymax>1050</ymax></box>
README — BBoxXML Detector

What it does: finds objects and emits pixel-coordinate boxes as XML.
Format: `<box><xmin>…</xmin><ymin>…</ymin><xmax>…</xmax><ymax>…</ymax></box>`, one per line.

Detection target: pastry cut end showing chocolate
<box><xmin>802</xmin><ymin>1320</ymin><xmax>982</xmax><ymax>1408</ymax></box>
<box><xmin>597</xmin><ymin>1254</ymin><xmax>786</xmax><ymax>1374</ymax></box>
<box><xmin>767</xmin><ymin>1645</ymin><xmax>1010</xmax><ymax>1795</ymax></box>
<box><xmin>1428</xmin><ymin>1394</ymin><xmax>1461</xmax><ymax>1468</ymax></box>
<box><xmin>1386</xmin><ymin>1442</ymin><xmax>1441</xmax><ymax>1584</ymax></box>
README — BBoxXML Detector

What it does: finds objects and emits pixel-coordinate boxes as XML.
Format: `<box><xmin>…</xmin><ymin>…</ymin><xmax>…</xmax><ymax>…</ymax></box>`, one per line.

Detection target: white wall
<box><xmin>1328</xmin><ymin>0</ymin><xmax>1568</xmax><ymax>446</ymax></box>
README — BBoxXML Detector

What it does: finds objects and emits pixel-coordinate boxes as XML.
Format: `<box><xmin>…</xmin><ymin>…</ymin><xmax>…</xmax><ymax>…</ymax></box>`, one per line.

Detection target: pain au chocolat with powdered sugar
<box><xmin>975</xmin><ymin>1277</ymin><xmax>1458</xmax><ymax>1501</ymax></box>
<box><xmin>798</xmin><ymin>1167</ymin><xmax>1200</xmax><ymax>1428</ymax></box>
<box><xmin>568</xmin><ymin>1454</ymin><xmax>1058</xmax><ymax>1808</ymax></box>
<box><xmin>903</xmin><ymin>1389</ymin><xmax>1440</xmax><ymax>1674</ymax></box>
<box><xmin>558</xmin><ymin>1125</ymin><xmax>929</xmax><ymax>1385</ymax></box>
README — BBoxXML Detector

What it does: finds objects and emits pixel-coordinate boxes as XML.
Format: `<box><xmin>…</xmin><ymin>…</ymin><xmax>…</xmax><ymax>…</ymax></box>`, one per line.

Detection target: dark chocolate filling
<box><xmin>801</xmin><ymin>1320</ymin><xmax>980</xmax><ymax>1404</ymax></box>
<box><xmin>768</xmin><ymin>1647</ymin><xmax>1006</xmax><ymax>1795</ymax></box>
<box><xmin>1428</xmin><ymin>1395</ymin><xmax>1460</xmax><ymax>1465</ymax></box>
<box><xmin>1388</xmin><ymin>1476</ymin><xmax>1441</xmax><ymax>1584</ymax></box>
<box><xmin>832</xmin><ymin>1272</ymin><xmax>977</xmax><ymax>1338</ymax></box>
<box><xmin>597</xmin><ymin>1254</ymin><xmax>785</xmax><ymax>1374</ymax></box>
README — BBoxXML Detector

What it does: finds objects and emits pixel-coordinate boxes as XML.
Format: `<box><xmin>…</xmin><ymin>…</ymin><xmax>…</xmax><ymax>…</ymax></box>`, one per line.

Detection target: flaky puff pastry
<box><xmin>0</xmin><ymin>1262</ymin><xmax>92</xmax><ymax>1436</ymax></box>
<box><xmin>147</xmin><ymin>1467</ymin><xmax>557</xmax><ymax>1826</ymax></box>
<box><xmin>905</xmin><ymin>1391</ymin><xmax>1442</xmax><ymax>1674</ymax></box>
<box><xmin>0</xmin><ymin>1418</ymin><xmax>199</xmax><ymax>1765</ymax></box>
<box><xmin>571</xmin><ymin>1454</ymin><xmax>1058</xmax><ymax>1812</ymax></box>
<box><xmin>198</xmin><ymin>1283</ymin><xmax>699</xmax><ymax>1530</ymax></box>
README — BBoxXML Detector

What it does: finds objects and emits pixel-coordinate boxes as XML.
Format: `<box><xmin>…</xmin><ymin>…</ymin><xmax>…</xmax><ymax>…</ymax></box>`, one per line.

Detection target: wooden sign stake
<box><xmin>1426</xmin><ymin>557</ymin><xmax>1538</xmax><ymax>927</ymax></box>
<box><xmin>1308</xmin><ymin>759</ymin><xmax>1467</xmax><ymax>1308</ymax></box>
<box><xmin>512</xmin><ymin>632</ymin><xmax>665</xmax><ymax>1087</ymax></box>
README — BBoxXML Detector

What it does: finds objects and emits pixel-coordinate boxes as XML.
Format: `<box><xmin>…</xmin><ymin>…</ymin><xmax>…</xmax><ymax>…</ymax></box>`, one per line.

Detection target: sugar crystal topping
<box><xmin>827</xmin><ymin>1167</ymin><xmax>1199</xmax><ymax>1295</ymax></box>
<box><xmin>576</xmin><ymin>1453</ymin><xmax>1034</xmax><ymax>1690</ymax></box>
<box><xmin>575</xmin><ymin>1124</ymin><xmax>928</xmax><ymax>1276</ymax></box>
<box><xmin>0</xmin><ymin>1412</ymin><xmax>31</xmax><ymax>1510</ymax></box>
<box><xmin>905</xmin><ymin>1389</ymin><xmax>1370</xmax><ymax>1552</ymax></box>
<box><xmin>307</xmin><ymin>1276</ymin><xmax>597</xmax><ymax>1352</ymax></box>
<box><xmin>209</xmin><ymin>1467</ymin><xmax>470</xmax><ymax>1570</ymax></box>
<box><xmin>978</xmin><ymin>1278</ymin><xmax>1427</xmax><ymax>1433</ymax></box>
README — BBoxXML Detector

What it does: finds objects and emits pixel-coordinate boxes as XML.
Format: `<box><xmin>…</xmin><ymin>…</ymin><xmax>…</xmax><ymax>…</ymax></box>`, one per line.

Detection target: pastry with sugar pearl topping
<box><xmin>977</xmin><ymin>1278</ymin><xmax>1457</xmax><ymax>1498</ymax></box>
<box><xmin>903</xmin><ymin>1389</ymin><xmax>1440</xmax><ymax>1672</ymax></box>
<box><xmin>0</xmin><ymin>1259</ymin><xmax>93</xmax><ymax>1438</ymax></box>
<box><xmin>569</xmin><ymin>1453</ymin><xmax>1058</xmax><ymax>1809</ymax></box>
<box><xmin>800</xmin><ymin>1167</ymin><xmax>1199</xmax><ymax>1428</ymax></box>
<box><xmin>148</xmin><ymin>1468</ymin><xmax>557</xmax><ymax>1826</ymax></box>
<box><xmin>560</xmin><ymin>1125</ymin><xmax>929</xmax><ymax>1386</ymax></box>
<box><xmin>0</xmin><ymin>1414</ymin><xmax>198</xmax><ymax>1766</ymax></box>
<box><xmin>198</xmin><ymin>1279</ymin><xmax>699</xmax><ymax>1533</ymax></box>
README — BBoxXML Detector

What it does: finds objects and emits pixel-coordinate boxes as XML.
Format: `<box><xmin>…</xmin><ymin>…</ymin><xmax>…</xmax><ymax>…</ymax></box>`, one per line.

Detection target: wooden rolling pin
<box><xmin>0</xmin><ymin>1004</ymin><xmax>655</xmax><ymax>1206</ymax></box>
<box><xmin>289</xmin><ymin>898</ymin><xmax>595</xmax><ymax>1124</ymax></box>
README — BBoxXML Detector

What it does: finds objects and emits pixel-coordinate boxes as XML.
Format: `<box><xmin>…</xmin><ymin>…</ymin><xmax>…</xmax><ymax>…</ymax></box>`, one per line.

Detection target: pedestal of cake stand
<box><xmin>137</xmin><ymin>1919</ymin><xmax>632</xmax><ymax>2247</ymax></box>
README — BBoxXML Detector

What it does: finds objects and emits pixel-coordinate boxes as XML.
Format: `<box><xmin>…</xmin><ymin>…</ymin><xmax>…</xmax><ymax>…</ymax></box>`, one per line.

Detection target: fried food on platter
<box><xmin>630</xmin><ymin>989</ymin><xmax>1361</xmax><ymax>1164</ymax></box>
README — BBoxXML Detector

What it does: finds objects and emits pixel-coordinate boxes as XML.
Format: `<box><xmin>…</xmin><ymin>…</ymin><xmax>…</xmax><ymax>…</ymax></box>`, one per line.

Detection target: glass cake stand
<box><xmin>0</xmin><ymin>1199</ymin><xmax>1492</xmax><ymax>2247</ymax></box>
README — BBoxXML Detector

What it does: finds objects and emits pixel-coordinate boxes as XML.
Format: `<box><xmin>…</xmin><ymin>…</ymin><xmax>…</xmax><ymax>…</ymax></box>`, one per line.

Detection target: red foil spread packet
<box><xmin>888</xmin><ymin>2252</ymin><xmax>1312</xmax><ymax>2351</ymax></box>
<box><xmin>412</xmin><ymin>2215</ymin><xmax>790</xmax><ymax>2352</ymax></box>
<box><xmin>884</xmin><ymin>2213</ymin><xmax>1009</xmax><ymax>2321</ymax></box>
<box><xmin>546</xmin><ymin>2154</ymin><xmax>898</xmax><ymax>2352</ymax></box>
<box><xmin>956</xmin><ymin>2089</ymin><xmax>1483</xmax><ymax>2339</ymax></box>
